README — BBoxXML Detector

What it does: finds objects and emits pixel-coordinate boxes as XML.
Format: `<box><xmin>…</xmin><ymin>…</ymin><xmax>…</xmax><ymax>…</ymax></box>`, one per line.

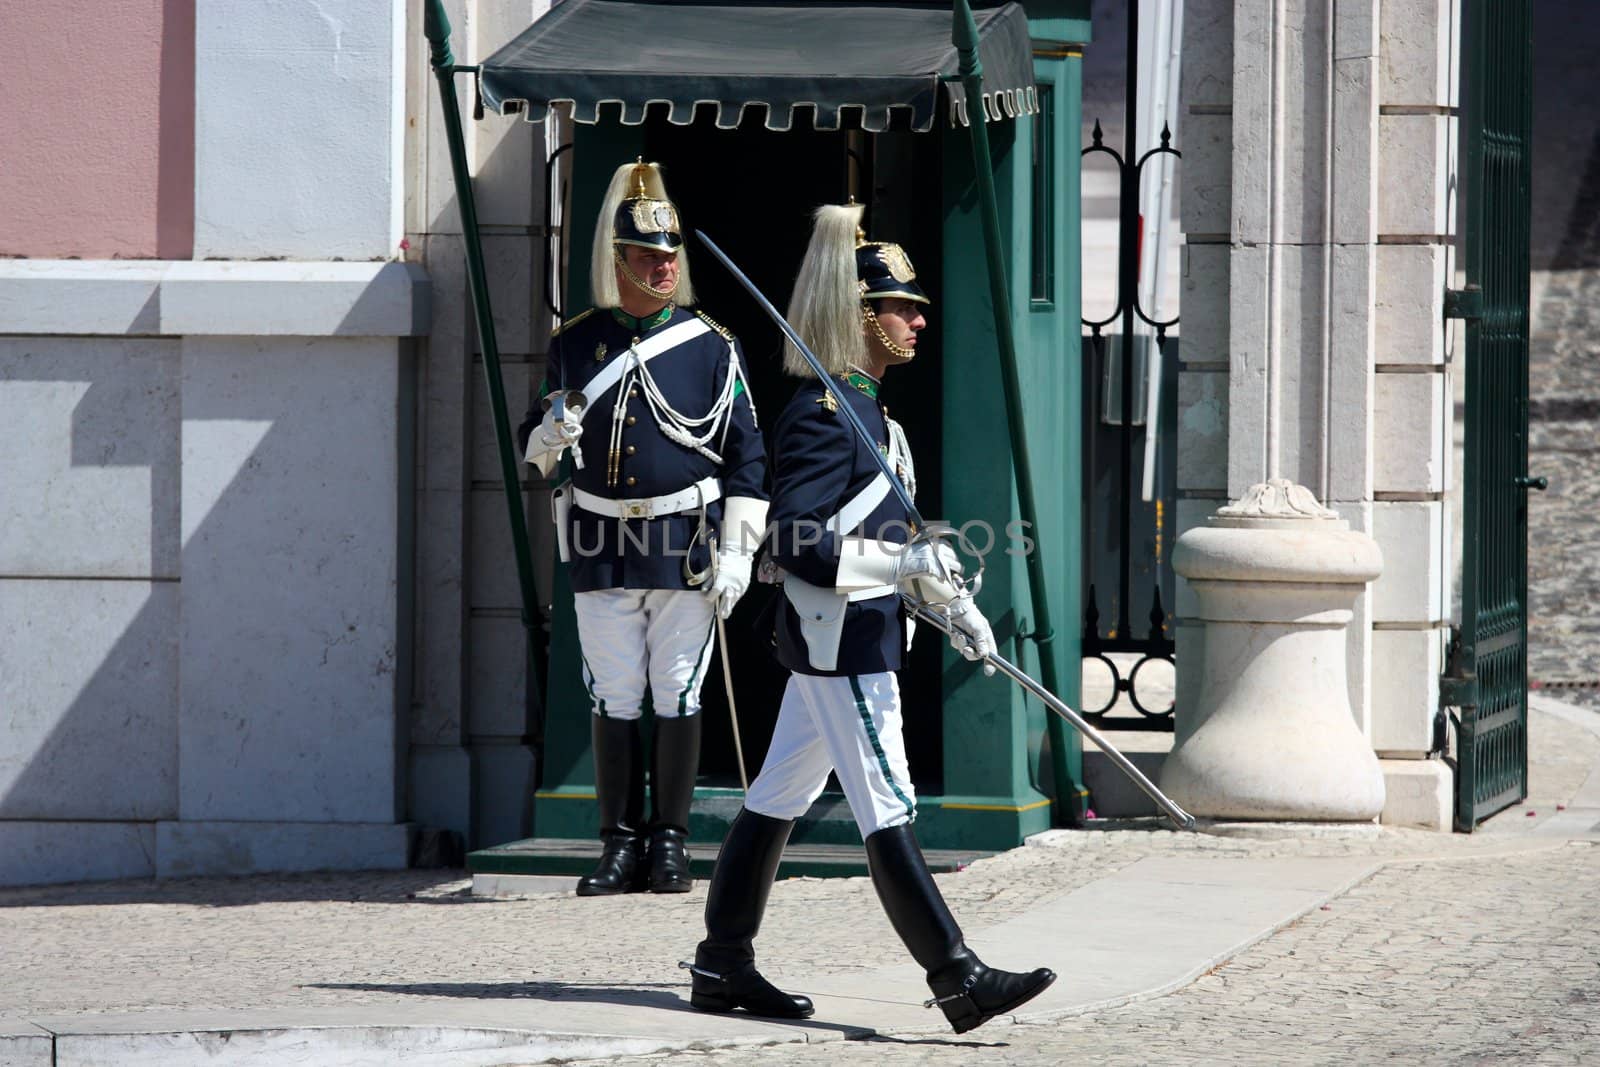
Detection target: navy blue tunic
<box><xmin>765</xmin><ymin>377</ymin><xmax>913</xmax><ymax>677</ymax></box>
<box><xmin>518</xmin><ymin>306</ymin><xmax>767</xmax><ymax>593</ymax></box>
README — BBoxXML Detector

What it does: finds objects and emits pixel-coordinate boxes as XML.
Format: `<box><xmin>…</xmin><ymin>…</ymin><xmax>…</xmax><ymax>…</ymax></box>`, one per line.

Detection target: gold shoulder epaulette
<box><xmin>551</xmin><ymin>307</ymin><xmax>597</xmax><ymax>338</ymax></box>
<box><xmin>693</xmin><ymin>308</ymin><xmax>734</xmax><ymax>342</ymax></box>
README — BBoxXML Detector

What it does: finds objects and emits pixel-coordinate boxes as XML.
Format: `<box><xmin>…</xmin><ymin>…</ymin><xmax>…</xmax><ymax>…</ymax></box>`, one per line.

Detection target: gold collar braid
<box><xmin>863</xmin><ymin>302</ymin><xmax>914</xmax><ymax>360</ymax></box>
<box><xmin>614</xmin><ymin>246</ymin><xmax>679</xmax><ymax>300</ymax></box>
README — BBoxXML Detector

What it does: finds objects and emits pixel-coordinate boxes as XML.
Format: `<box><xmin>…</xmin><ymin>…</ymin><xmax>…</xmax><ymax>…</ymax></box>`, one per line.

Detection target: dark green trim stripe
<box><xmin>580</xmin><ymin>653</ymin><xmax>606</xmax><ymax>717</ymax></box>
<box><xmin>677</xmin><ymin>618</ymin><xmax>717</xmax><ymax>716</ymax></box>
<box><xmin>849</xmin><ymin>674</ymin><xmax>914</xmax><ymax>820</ymax></box>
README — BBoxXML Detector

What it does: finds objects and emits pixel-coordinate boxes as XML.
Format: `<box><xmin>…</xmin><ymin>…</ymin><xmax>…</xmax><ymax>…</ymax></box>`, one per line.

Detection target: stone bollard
<box><xmin>1160</xmin><ymin>480</ymin><xmax>1386</xmax><ymax>821</ymax></box>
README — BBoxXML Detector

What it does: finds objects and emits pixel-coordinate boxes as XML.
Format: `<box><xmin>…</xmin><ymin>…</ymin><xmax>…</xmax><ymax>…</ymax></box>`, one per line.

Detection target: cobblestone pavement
<box><xmin>1526</xmin><ymin>100</ymin><xmax>1600</xmax><ymax>712</ymax></box>
<box><xmin>1523</xmin><ymin>3</ymin><xmax>1600</xmax><ymax>708</ymax></box>
<box><xmin>575</xmin><ymin>843</ymin><xmax>1600</xmax><ymax>1067</ymax></box>
<box><xmin>2</xmin><ymin>823</ymin><xmax>1572</xmax><ymax>1020</ymax></box>
<box><xmin>4</xmin><ymin>704</ymin><xmax>1596</xmax><ymax>1056</ymax></box>
<box><xmin>1528</xmin><ymin>263</ymin><xmax>1600</xmax><ymax>711</ymax></box>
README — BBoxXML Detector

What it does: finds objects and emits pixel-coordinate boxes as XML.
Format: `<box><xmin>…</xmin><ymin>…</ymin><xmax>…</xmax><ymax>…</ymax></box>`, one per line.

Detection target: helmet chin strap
<box><xmin>614</xmin><ymin>246</ymin><xmax>679</xmax><ymax>301</ymax></box>
<box><xmin>862</xmin><ymin>302</ymin><xmax>914</xmax><ymax>360</ymax></box>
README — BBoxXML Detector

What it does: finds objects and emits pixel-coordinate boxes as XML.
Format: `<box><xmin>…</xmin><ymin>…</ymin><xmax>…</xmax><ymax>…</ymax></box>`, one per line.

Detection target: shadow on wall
<box><xmin>0</xmin><ymin>324</ymin><xmax>409</xmax><ymax>886</ymax></box>
<box><xmin>0</xmin><ymin>338</ymin><xmax>183</xmax><ymax>840</ymax></box>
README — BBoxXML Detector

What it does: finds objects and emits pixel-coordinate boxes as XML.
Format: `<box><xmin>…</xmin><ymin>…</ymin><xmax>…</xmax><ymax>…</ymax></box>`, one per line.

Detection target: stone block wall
<box><xmin>1174</xmin><ymin>0</ymin><xmax>1461</xmax><ymax>820</ymax></box>
<box><xmin>1369</xmin><ymin>0</ymin><xmax>1458</xmax><ymax>758</ymax></box>
<box><xmin>0</xmin><ymin>267</ymin><xmax>427</xmax><ymax>885</ymax></box>
<box><xmin>406</xmin><ymin>0</ymin><xmax>558</xmax><ymax>851</ymax></box>
<box><xmin>0</xmin><ymin>0</ymin><xmax>427</xmax><ymax>883</ymax></box>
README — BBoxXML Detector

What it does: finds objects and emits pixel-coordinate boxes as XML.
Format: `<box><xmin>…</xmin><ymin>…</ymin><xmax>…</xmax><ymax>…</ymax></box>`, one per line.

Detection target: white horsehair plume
<box><xmin>784</xmin><ymin>203</ymin><xmax>865</xmax><ymax>377</ymax></box>
<box><xmin>589</xmin><ymin>160</ymin><xmax>696</xmax><ymax>309</ymax></box>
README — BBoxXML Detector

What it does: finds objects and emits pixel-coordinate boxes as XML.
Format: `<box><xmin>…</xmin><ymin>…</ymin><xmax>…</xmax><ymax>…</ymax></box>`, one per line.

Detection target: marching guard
<box><xmin>518</xmin><ymin>160</ymin><xmax>768</xmax><ymax>896</ymax></box>
<box><xmin>685</xmin><ymin>204</ymin><xmax>1055</xmax><ymax>1032</ymax></box>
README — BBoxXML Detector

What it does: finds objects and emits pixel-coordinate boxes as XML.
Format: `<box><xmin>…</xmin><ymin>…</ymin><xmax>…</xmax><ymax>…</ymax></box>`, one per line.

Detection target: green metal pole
<box><xmin>952</xmin><ymin>0</ymin><xmax>1081</xmax><ymax>825</ymax></box>
<box><xmin>424</xmin><ymin>1</ymin><xmax>546</xmax><ymax>703</ymax></box>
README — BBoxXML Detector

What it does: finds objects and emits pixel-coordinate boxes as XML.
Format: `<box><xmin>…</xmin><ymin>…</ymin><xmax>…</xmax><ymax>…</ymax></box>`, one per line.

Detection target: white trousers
<box><xmin>744</xmin><ymin>672</ymin><xmax>916</xmax><ymax>837</ymax></box>
<box><xmin>572</xmin><ymin>588</ymin><xmax>716</xmax><ymax>720</ymax></box>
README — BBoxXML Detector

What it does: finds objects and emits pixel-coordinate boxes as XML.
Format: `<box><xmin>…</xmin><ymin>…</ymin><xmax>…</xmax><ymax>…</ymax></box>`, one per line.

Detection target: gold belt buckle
<box><xmin>624</xmin><ymin>500</ymin><xmax>648</xmax><ymax>519</ymax></box>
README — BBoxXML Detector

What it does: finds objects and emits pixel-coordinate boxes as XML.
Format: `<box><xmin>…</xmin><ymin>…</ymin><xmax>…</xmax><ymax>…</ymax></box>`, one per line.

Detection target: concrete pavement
<box><xmin>3</xmin><ymin>694</ymin><xmax>1597</xmax><ymax>1066</ymax></box>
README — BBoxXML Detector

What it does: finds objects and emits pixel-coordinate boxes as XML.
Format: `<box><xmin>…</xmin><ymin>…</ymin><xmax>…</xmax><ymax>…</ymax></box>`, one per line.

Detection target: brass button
<box><xmin>626</xmin><ymin>476</ymin><xmax>638</xmax><ymax>487</ymax></box>
<box><xmin>626</xmin><ymin>416</ymin><xmax>637</xmax><ymax>426</ymax></box>
<box><xmin>628</xmin><ymin>388</ymin><xmax>639</xmax><ymax>398</ymax></box>
<box><xmin>625</xmin><ymin>445</ymin><xmax>637</xmax><ymax>456</ymax></box>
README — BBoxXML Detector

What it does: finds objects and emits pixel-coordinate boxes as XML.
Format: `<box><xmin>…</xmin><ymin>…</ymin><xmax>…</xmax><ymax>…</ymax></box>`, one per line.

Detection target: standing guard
<box><xmin>684</xmin><ymin>204</ymin><xmax>1055</xmax><ymax>1032</ymax></box>
<box><xmin>518</xmin><ymin>161</ymin><xmax>768</xmax><ymax>896</ymax></box>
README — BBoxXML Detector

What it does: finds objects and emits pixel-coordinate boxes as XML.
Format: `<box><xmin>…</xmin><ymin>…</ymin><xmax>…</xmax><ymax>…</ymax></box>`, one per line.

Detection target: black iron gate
<box><xmin>1441</xmin><ymin>0</ymin><xmax>1545</xmax><ymax>830</ymax></box>
<box><xmin>1080</xmin><ymin>0</ymin><xmax>1178</xmax><ymax>731</ymax></box>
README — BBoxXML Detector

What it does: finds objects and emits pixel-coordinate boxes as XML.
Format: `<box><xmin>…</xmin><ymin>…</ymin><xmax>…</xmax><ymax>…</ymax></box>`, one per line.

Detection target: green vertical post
<box><xmin>424</xmin><ymin>2</ymin><xmax>545</xmax><ymax>702</ymax></box>
<box><xmin>953</xmin><ymin>0</ymin><xmax>1082</xmax><ymax>825</ymax></box>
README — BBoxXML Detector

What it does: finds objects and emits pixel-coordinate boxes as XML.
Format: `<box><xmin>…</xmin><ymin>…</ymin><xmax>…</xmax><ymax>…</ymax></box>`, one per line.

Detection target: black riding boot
<box><xmin>864</xmin><ymin>823</ymin><xmax>1055</xmax><ymax>1034</ymax></box>
<box><xmin>687</xmin><ymin>808</ymin><xmax>814</xmax><ymax>1019</ymax></box>
<box><xmin>576</xmin><ymin>717</ymin><xmax>646</xmax><ymax>896</ymax></box>
<box><xmin>646</xmin><ymin>713</ymin><xmax>702</xmax><ymax>893</ymax></box>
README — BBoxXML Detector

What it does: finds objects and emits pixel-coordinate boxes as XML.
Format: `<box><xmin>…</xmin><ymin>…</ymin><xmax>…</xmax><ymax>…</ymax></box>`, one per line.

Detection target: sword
<box><xmin>716</xmin><ymin>614</ymin><xmax>749</xmax><ymax>792</ymax></box>
<box><xmin>697</xmin><ymin>228</ymin><xmax>1197</xmax><ymax>833</ymax></box>
<box><xmin>906</xmin><ymin>595</ymin><xmax>1195</xmax><ymax>831</ymax></box>
<box><xmin>703</xmin><ymin>535</ymin><xmax>749</xmax><ymax>791</ymax></box>
<box><xmin>696</xmin><ymin>229</ymin><xmax>923</xmax><ymax>525</ymax></box>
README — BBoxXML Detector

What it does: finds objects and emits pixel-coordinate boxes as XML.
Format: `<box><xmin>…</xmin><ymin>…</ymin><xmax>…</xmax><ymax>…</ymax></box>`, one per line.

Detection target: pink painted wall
<box><xmin>0</xmin><ymin>1</ymin><xmax>194</xmax><ymax>259</ymax></box>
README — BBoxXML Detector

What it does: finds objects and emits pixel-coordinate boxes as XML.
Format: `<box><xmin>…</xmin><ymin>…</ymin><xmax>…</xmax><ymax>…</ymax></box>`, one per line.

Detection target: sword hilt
<box><xmin>902</xmin><ymin>594</ymin><xmax>1198</xmax><ymax>832</ymax></box>
<box><xmin>908</xmin><ymin>523</ymin><xmax>984</xmax><ymax>602</ymax></box>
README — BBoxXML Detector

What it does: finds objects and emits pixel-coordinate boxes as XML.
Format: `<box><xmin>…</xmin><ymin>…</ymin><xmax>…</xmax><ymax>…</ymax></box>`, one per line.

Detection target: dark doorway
<box><xmin>561</xmin><ymin>107</ymin><xmax>949</xmax><ymax>794</ymax></box>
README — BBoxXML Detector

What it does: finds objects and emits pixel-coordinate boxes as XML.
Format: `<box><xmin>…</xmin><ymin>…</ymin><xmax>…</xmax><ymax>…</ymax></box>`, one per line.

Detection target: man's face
<box><xmin>870</xmin><ymin>298</ymin><xmax>927</xmax><ymax>363</ymax></box>
<box><xmin>619</xmin><ymin>245</ymin><xmax>680</xmax><ymax>298</ymax></box>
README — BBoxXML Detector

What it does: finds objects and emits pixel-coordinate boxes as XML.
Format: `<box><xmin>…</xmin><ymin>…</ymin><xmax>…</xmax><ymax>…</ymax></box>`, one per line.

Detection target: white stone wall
<box><xmin>0</xmin><ymin>0</ymin><xmax>427</xmax><ymax>884</ymax></box>
<box><xmin>406</xmin><ymin>0</ymin><xmax>556</xmax><ymax>850</ymax></box>
<box><xmin>194</xmin><ymin>0</ymin><xmax>407</xmax><ymax>259</ymax></box>
<box><xmin>1175</xmin><ymin>0</ymin><xmax>1460</xmax><ymax>825</ymax></box>
<box><xmin>1369</xmin><ymin>0</ymin><xmax>1458</xmax><ymax>760</ymax></box>
<box><xmin>0</xmin><ymin>266</ymin><xmax>427</xmax><ymax>885</ymax></box>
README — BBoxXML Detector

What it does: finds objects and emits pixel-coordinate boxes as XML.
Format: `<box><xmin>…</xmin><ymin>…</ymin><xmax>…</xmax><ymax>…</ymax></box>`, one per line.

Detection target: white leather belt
<box><xmin>582</xmin><ymin>317</ymin><xmax>711</xmax><ymax>403</ymax></box>
<box><xmin>572</xmin><ymin>476</ymin><xmax>721</xmax><ymax>520</ymax></box>
<box><xmin>828</xmin><ymin>472</ymin><xmax>892</xmax><ymax>536</ymax></box>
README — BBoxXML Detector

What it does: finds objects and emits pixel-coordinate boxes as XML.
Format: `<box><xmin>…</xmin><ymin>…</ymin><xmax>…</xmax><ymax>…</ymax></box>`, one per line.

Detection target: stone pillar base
<box><xmin>1378</xmin><ymin>759</ymin><xmax>1453</xmax><ymax>831</ymax></box>
<box><xmin>1162</xmin><ymin>481</ymin><xmax>1386</xmax><ymax>822</ymax></box>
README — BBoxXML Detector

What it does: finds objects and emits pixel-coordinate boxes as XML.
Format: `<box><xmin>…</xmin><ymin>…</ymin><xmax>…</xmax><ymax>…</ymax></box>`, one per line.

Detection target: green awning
<box><xmin>480</xmin><ymin>1</ymin><xmax>1037</xmax><ymax>133</ymax></box>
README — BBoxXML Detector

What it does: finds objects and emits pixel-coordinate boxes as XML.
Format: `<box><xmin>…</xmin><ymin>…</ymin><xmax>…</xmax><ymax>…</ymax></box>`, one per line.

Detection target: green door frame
<box><xmin>929</xmin><ymin>12</ymin><xmax>1088</xmax><ymax>846</ymax></box>
<box><xmin>494</xmin><ymin>5</ymin><xmax>1093</xmax><ymax>856</ymax></box>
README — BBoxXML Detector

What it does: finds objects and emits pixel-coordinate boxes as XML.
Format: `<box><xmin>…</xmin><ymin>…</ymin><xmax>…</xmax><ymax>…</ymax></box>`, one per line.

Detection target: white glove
<box><xmin>945</xmin><ymin>594</ymin><xmax>997</xmax><ymax>676</ymax></box>
<box><xmin>836</xmin><ymin>537</ymin><xmax>964</xmax><ymax>602</ymax></box>
<box><xmin>525</xmin><ymin>409</ymin><xmax>582</xmax><ymax>478</ymax></box>
<box><xmin>706</xmin><ymin>496</ymin><xmax>767</xmax><ymax>619</ymax></box>
<box><xmin>706</xmin><ymin>548</ymin><xmax>753</xmax><ymax>619</ymax></box>
<box><xmin>539</xmin><ymin>408</ymin><xmax>582</xmax><ymax>449</ymax></box>
<box><xmin>896</xmin><ymin>541</ymin><xmax>964</xmax><ymax>603</ymax></box>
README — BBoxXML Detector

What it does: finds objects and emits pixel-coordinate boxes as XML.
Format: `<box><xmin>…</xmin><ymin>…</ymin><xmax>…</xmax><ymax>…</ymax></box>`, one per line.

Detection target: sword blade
<box><xmin>716</xmin><ymin>614</ymin><xmax>749</xmax><ymax>793</ymax></box>
<box><xmin>694</xmin><ymin>229</ymin><xmax>923</xmax><ymax>527</ymax></box>
<box><xmin>905</xmin><ymin>597</ymin><xmax>1197</xmax><ymax>831</ymax></box>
